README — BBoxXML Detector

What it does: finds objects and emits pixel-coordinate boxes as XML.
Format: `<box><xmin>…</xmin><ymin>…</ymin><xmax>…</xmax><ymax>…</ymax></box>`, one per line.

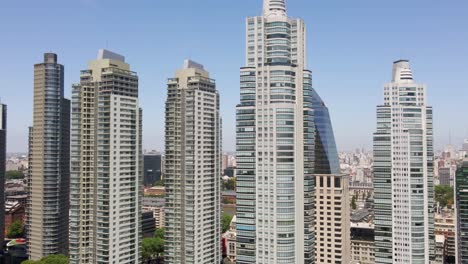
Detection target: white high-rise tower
<box><xmin>236</xmin><ymin>1</ymin><xmax>343</xmax><ymax>263</ymax></box>
<box><xmin>373</xmin><ymin>60</ymin><xmax>435</xmax><ymax>264</ymax></box>
<box><xmin>69</xmin><ymin>50</ymin><xmax>142</xmax><ymax>263</ymax></box>
<box><xmin>164</xmin><ymin>60</ymin><xmax>222</xmax><ymax>264</ymax></box>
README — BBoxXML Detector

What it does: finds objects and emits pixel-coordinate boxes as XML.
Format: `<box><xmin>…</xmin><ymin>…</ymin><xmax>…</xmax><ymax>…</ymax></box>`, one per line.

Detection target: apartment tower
<box><xmin>27</xmin><ymin>53</ymin><xmax>70</xmax><ymax>259</ymax></box>
<box><xmin>373</xmin><ymin>60</ymin><xmax>435</xmax><ymax>263</ymax></box>
<box><xmin>456</xmin><ymin>158</ymin><xmax>468</xmax><ymax>263</ymax></box>
<box><xmin>236</xmin><ymin>0</ymin><xmax>343</xmax><ymax>263</ymax></box>
<box><xmin>0</xmin><ymin>103</ymin><xmax>6</xmax><ymax>248</ymax></box>
<box><xmin>164</xmin><ymin>60</ymin><xmax>222</xmax><ymax>264</ymax></box>
<box><xmin>69</xmin><ymin>50</ymin><xmax>142</xmax><ymax>263</ymax></box>
<box><xmin>314</xmin><ymin>174</ymin><xmax>350</xmax><ymax>264</ymax></box>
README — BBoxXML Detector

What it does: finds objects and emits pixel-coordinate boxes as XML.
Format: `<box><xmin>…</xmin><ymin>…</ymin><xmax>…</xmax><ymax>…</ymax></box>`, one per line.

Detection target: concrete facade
<box><xmin>314</xmin><ymin>174</ymin><xmax>350</xmax><ymax>264</ymax></box>
<box><xmin>164</xmin><ymin>60</ymin><xmax>222</xmax><ymax>264</ymax></box>
<box><xmin>69</xmin><ymin>50</ymin><xmax>142</xmax><ymax>263</ymax></box>
<box><xmin>350</xmin><ymin>223</ymin><xmax>375</xmax><ymax>264</ymax></box>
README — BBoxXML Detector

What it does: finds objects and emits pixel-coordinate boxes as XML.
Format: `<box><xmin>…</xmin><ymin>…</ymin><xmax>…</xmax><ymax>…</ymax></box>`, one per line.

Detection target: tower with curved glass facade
<box><xmin>28</xmin><ymin>53</ymin><xmax>70</xmax><ymax>259</ymax></box>
<box><xmin>235</xmin><ymin>1</ymin><xmax>344</xmax><ymax>263</ymax></box>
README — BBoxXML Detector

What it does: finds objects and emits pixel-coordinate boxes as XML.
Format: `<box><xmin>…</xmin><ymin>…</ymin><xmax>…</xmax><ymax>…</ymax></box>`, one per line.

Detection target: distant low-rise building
<box><xmin>5</xmin><ymin>180</ymin><xmax>26</xmax><ymax>197</ymax></box>
<box><xmin>142</xmin><ymin>197</ymin><xmax>165</xmax><ymax>230</ymax></box>
<box><xmin>433</xmin><ymin>234</ymin><xmax>447</xmax><ymax>264</ymax></box>
<box><xmin>350</xmin><ymin>222</ymin><xmax>375</xmax><ymax>264</ymax></box>
<box><xmin>144</xmin><ymin>186</ymin><xmax>165</xmax><ymax>197</ymax></box>
<box><xmin>6</xmin><ymin>195</ymin><xmax>27</xmax><ymax>206</ymax></box>
<box><xmin>435</xmin><ymin>210</ymin><xmax>456</xmax><ymax>262</ymax></box>
<box><xmin>222</xmin><ymin>216</ymin><xmax>236</xmax><ymax>263</ymax></box>
<box><xmin>5</xmin><ymin>201</ymin><xmax>25</xmax><ymax>236</ymax></box>
<box><xmin>223</xmin><ymin>167</ymin><xmax>235</xmax><ymax>177</ymax></box>
<box><xmin>462</xmin><ymin>140</ymin><xmax>468</xmax><ymax>153</ymax></box>
<box><xmin>142</xmin><ymin>211</ymin><xmax>156</xmax><ymax>238</ymax></box>
<box><xmin>439</xmin><ymin>167</ymin><xmax>451</xmax><ymax>186</ymax></box>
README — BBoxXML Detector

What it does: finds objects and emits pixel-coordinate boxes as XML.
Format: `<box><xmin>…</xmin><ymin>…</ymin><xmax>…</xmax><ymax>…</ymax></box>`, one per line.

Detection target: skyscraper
<box><xmin>373</xmin><ymin>60</ymin><xmax>435</xmax><ymax>263</ymax></box>
<box><xmin>0</xmin><ymin>103</ymin><xmax>6</xmax><ymax>249</ymax></box>
<box><xmin>164</xmin><ymin>60</ymin><xmax>222</xmax><ymax>264</ymax></box>
<box><xmin>456</xmin><ymin>158</ymin><xmax>468</xmax><ymax>263</ymax></box>
<box><xmin>143</xmin><ymin>153</ymin><xmax>162</xmax><ymax>186</ymax></box>
<box><xmin>236</xmin><ymin>1</ymin><xmax>342</xmax><ymax>263</ymax></box>
<box><xmin>69</xmin><ymin>49</ymin><xmax>142</xmax><ymax>263</ymax></box>
<box><xmin>27</xmin><ymin>53</ymin><xmax>70</xmax><ymax>259</ymax></box>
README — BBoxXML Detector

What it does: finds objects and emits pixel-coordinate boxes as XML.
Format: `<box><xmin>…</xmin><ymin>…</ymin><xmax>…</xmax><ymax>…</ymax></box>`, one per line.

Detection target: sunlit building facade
<box><xmin>373</xmin><ymin>60</ymin><xmax>435</xmax><ymax>263</ymax></box>
<box><xmin>28</xmin><ymin>53</ymin><xmax>70</xmax><ymax>259</ymax></box>
<box><xmin>164</xmin><ymin>60</ymin><xmax>222</xmax><ymax>264</ymax></box>
<box><xmin>69</xmin><ymin>50</ymin><xmax>142</xmax><ymax>263</ymax></box>
<box><xmin>236</xmin><ymin>1</ymin><xmax>342</xmax><ymax>263</ymax></box>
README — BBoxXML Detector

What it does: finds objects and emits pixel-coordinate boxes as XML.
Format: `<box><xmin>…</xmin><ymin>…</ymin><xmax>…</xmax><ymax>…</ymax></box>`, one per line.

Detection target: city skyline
<box><xmin>1</xmin><ymin>0</ymin><xmax>468</xmax><ymax>153</ymax></box>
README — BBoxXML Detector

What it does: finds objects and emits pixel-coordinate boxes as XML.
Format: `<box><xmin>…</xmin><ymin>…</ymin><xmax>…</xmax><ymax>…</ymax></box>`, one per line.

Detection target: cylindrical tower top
<box><xmin>44</xmin><ymin>53</ymin><xmax>57</xmax><ymax>64</ymax></box>
<box><xmin>263</xmin><ymin>0</ymin><xmax>286</xmax><ymax>16</ymax></box>
<box><xmin>392</xmin><ymin>59</ymin><xmax>413</xmax><ymax>82</ymax></box>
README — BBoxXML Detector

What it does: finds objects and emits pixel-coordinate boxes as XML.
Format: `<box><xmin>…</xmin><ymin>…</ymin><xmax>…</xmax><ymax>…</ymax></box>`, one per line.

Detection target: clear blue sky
<box><xmin>1</xmin><ymin>0</ymin><xmax>467</xmax><ymax>153</ymax></box>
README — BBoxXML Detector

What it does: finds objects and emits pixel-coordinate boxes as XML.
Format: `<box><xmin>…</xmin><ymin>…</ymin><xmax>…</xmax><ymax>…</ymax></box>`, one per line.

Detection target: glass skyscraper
<box><xmin>28</xmin><ymin>53</ymin><xmax>70</xmax><ymax>259</ymax></box>
<box><xmin>456</xmin><ymin>158</ymin><xmax>468</xmax><ymax>263</ymax></box>
<box><xmin>0</xmin><ymin>103</ymin><xmax>6</xmax><ymax>250</ymax></box>
<box><xmin>236</xmin><ymin>1</ymin><xmax>342</xmax><ymax>263</ymax></box>
<box><xmin>373</xmin><ymin>60</ymin><xmax>435</xmax><ymax>264</ymax></box>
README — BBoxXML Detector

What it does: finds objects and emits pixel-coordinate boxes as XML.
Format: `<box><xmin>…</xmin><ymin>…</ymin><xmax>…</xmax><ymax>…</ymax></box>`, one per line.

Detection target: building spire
<box><xmin>263</xmin><ymin>0</ymin><xmax>286</xmax><ymax>17</ymax></box>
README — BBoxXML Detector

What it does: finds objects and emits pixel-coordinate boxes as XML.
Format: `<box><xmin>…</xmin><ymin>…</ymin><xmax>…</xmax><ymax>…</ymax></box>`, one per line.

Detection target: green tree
<box><xmin>351</xmin><ymin>195</ymin><xmax>357</xmax><ymax>210</ymax></box>
<box><xmin>142</xmin><ymin>237</ymin><xmax>164</xmax><ymax>263</ymax></box>
<box><xmin>7</xmin><ymin>220</ymin><xmax>24</xmax><ymax>238</ymax></box>
<box><xmin>222</xmin><ymin>178</ymin><xmax>235</xmax><ymax>191</ymax></box>
<box><xmin>153</xmin><ymin>179</ymin><xmax>165</xmax><ymax>187</ymax></box>
<box><xmin>222</xmin><ymin>213</ymin><xmax>233</xmax><ymax>233</ymax></box>
<box><xmin>142</xmin><ymin>228</ymin><xmax>165</xmax><ymax>263</ymax></box>
<box><xmin>21</xmin><ymin>254</ymin><xmax>68</xmax><ymax>264</ymax></box>
<box><xmin>6</xmin><ymin>170</ymin><xmax>24</xmax><ymax>180</ymax></box>
<box><xmin>435</xmin><ymin>185</ymin><xmax>454</xmax><ymax>208</ymax></box>
<box><xmin>154</xmin><ymin>228</ymin><xmax>165</xmax><ymax>239</ymax></box>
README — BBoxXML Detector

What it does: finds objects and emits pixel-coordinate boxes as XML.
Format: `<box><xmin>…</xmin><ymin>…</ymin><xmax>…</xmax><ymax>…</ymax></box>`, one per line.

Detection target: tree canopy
<box><xmin>142</xmin><ymin>228</ymin><xmax>165</xmax><ymax>263</ymax></box>
<box><xmin>6</xmin><ymin>170</ymin><xmax>24</xmax><ymax>180</ymax></box>
<box><xmin>7</xmin><ymin>220</ymin><xmax>24</xmax><ymax>238</ymax></box>
<box><xmin>351</xmin><ymin>194</ymin><xmax>357</xmax><ymax>210</ymax></box>
<box><xmin>153</xmin><ymin>179</ymin><xmax>165</xmax><ymax>187</ymax></box>
<box><xmin>222</xmin><ymin>213</ymin><xmax>233</xmax><ymax>233</ymax></box>
<box><xmin>435</xmin><ymin>185</ymin><xmax>454</xmax><ymax>208</ymax></box>
<box><xmin>222</xmin><ymin>178</ymin><xmax>235</xmax><ymax>191</ymax></box>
